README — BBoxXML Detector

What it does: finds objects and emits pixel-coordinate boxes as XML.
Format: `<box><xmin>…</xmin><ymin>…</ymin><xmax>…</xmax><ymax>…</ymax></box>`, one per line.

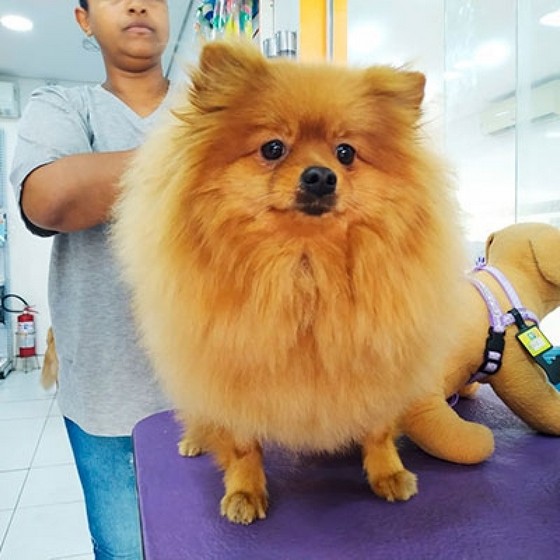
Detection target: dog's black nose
<box><xmin>300</xmin><ymin>166</ymin><xmax>337</xmax><ymax>197</ymax></box>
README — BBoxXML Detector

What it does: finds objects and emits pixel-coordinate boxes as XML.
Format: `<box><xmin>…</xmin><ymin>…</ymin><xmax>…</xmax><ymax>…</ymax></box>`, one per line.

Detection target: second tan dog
<box><xmin>401</xmin><ymin>222</ymin><xmax>560</xmax><ymax>464</ymax></box>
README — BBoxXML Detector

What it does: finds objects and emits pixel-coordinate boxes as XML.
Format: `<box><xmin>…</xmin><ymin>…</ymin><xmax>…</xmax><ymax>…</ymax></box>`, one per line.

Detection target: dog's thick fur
<box><xmin>112</xmin><ymin>40</ymin><xmax>467</xmax><ymax>524</ymax></box>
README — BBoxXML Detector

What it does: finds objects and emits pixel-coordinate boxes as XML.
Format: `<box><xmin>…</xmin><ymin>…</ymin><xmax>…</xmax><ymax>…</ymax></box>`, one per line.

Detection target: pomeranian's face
<box><xmin>174</xmin><ymin>41</ymin><xmax>429</xmax><ymax>240</ymax></box>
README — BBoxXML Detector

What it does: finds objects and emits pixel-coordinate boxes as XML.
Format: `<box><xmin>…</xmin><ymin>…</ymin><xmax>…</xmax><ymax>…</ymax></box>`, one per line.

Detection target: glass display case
<box><xmin>0</xmin><ymin>129</ymin><xmax>14</xmax><ymax>378</ymax></box>
<box><xmin>344</xmin><ymin>0</ymin><xmax>560</xmax><ymax>337</ymax></box>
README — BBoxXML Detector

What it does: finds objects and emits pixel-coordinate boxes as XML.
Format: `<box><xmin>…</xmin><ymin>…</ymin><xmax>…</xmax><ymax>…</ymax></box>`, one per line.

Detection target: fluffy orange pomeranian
<box><xmin>112</xmin><ymin>40</ymin><xmax>467</xmax><ymax>524</ymax></box>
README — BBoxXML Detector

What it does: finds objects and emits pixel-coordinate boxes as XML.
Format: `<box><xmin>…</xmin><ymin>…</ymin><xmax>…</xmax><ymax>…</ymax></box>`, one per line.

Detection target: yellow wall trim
<box><xmin>299</xmin><ymin>1</ymin><xmax>327</xmax><ymax>62</ymax></box>
<box><xmin>333</xmin><ymin>0</ymin><xmax>347</xmax><ymax>63</ymax></box>
<box><xmin>299</xmin><ymin>0</ymin><xmax>347</xmax><ymax>63</ymax></box>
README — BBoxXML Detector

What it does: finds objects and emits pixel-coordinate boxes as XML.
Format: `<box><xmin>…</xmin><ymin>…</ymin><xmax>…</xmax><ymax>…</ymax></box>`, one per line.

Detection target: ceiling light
<box><xmin>444</xmin><ymin>70</ymin><xmax>462</xmax><ymax>81</ymax></box>
<box><xmin>474</xmin><ymin>40</ymin><xmax>510</xmax><ymax>67</ymax></box>
<box><xmin>0</xmin><ymin>14</ymin><xmax>33</xmax><ymax>32</ymax></box>
<box><xmin>453</xmin><ymin>59</ymin><xmax>475</xmax><ymax>70</ymax></box>
<box><xmin>540</xmin><ymin>9</ymin><xmax>560</xmax><ymax>27</ymax></box>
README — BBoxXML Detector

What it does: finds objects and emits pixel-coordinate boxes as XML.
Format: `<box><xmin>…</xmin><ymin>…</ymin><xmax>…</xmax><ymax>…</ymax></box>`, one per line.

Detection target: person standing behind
<box><xmin>10</xmin><ymin>1</ymin><xmax>172</xmax><ymax>557</ymax></box>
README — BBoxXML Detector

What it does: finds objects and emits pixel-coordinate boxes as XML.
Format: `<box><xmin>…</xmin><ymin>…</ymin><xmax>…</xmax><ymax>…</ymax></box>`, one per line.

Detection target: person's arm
<box><xmin>21</xmin><ymin>150</ymin><xmax>134</xmax><ymax>233</ymax></box>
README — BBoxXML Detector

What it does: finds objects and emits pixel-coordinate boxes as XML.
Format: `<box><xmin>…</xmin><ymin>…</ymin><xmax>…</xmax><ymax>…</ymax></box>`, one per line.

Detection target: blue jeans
<box><xmin>64</xmin><ymin>417</ymin><xmax>143</xmax><ymax>560</ymax></box>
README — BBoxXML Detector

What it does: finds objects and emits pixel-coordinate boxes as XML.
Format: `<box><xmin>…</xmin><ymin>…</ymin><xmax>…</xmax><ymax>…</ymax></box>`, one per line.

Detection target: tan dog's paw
<box><xmin>458</xmin><ymin>382</ymin><xmax>479</xmax><ymax>399</ymax></box>
<box><xmin>220</xmin><ymin>491</ymin><xmax>268</xmax><ymax>525</ymax></box>
<box><xmin>362</xmin><ymin>429</ymin><xmax>418</xmax><ymax>502</ymax></box>
<box><xmin>370</xmin><ymin>469</ymin><xmax>418</xmax><ymax>502</ymax></box>
<box><xmin>177</xmin><ymin>437</ymin><xmax>204</xmax><ymax>457</ymax></box>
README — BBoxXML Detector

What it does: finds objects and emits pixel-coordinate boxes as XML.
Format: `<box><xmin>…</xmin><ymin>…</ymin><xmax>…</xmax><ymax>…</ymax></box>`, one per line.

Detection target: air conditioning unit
<box><xmin>0</xmin><ymin>81</ymin><xmax>20</xmax><ymax>118</ymax></box>
<box><xmin>480</xmin><ymin>78</ymin><xmax>560</xmax><ymax>135</ymax></box>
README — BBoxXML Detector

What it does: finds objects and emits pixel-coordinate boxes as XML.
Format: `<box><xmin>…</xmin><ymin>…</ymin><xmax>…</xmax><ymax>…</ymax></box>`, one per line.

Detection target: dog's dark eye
<box><xmin>336</xmin><ymin>143</ymin><xmax>356</xmax><ymax>165</ymax></box>
<box><xmin>261</xmin><ymin>139</ymin><xmax>286</xmax><ymax>161</ymax></box>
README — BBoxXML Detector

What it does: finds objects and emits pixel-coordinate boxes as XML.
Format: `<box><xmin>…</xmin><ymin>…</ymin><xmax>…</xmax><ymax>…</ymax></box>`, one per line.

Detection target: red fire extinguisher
<box><xmin>1</xmin><ymin>294</ymin><xmax>38</xmax><ymax>359</ymax></box>
<box><xmin>16</xmin><ymin>307</ymin><xmax>37</xmax><ymax>358</ymax></box>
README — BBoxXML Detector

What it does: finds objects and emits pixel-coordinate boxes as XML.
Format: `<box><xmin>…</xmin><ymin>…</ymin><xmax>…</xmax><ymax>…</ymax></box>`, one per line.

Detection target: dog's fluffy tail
<box><xmin>41</xmin><ymin>327</ymin><xmax>59</xmax><ymax>390</ymax></box>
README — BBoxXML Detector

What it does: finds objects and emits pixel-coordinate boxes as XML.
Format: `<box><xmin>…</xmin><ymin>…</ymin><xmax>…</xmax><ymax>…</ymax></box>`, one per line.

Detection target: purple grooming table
<box><xmin>133</xmin><ymin>386</ymin><xmax>560</xmax><ymax>559</ymax></box>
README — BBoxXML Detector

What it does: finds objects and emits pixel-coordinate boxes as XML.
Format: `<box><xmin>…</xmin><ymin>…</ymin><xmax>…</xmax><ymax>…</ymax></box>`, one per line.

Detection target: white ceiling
<box><xmin>0</xmin><ymin>0</ymin><xmax>199</xmax><ymax>84</ymax></box>
<box><xmin>1</xmin><ymin>0</ymin><xmax>559</xmax><ymax>110</ymax></box>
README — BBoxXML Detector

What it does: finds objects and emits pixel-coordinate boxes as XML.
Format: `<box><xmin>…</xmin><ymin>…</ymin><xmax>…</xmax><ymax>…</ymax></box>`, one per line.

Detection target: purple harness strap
<box><xmin>467</xmin><ymin>260</ymin><xmax>539</xmax><ymax>383</ymax></box>
<box><xmin>476</xmin><ymin>262</ymin><xmax>539</xmax><ymax>327</ymax></box>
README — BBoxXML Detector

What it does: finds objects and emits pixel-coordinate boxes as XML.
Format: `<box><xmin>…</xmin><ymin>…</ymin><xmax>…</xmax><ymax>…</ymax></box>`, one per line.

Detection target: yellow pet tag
<box><xmin>516</xmin><ymin>325</ymin><xmax>552</xmax><ymax>357</ymax></box>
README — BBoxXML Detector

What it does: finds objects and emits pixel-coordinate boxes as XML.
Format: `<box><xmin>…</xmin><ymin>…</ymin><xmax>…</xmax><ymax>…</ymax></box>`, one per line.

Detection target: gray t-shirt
<box><xmin>10</xmin><ymin>84</ymin><xmax>171</xmax><ymax>435</ymax></box>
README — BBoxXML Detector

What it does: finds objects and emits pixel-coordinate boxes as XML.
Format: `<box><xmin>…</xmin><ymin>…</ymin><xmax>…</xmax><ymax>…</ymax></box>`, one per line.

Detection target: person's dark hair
<box><xmin>79</xmin><ymin>0</ymin><xmax>88</xmax><ymax>10</ymax></box>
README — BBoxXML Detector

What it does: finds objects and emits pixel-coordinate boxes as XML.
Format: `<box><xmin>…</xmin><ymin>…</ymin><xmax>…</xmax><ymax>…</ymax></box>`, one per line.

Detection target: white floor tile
<box><xmin>0</xmin><ymin>470</ymin><xmax>27</xmax><ymax>510</ymax></box>
<box><xmin>0</xmin><ymin>502</ymin><xmax>92</xmax><ymax>560</ymax></box>
<box><xmin>0</xmin><ymin>368</ymin><xmax>94</xmax><ymax>560</ymax></box>
<box><xmin>32</xmin><ymin>416</ymin><xmax>75</xmax><ymax>468</ymax></box>
<box><xmin>0</xmin><ymin>366</ymin><xmax>97</xmax><ymax>559</ymax></box>
<box><xmin>0</xmin><ymin>418</ymin><xmax>44</xmax><ymax>471</ymax></box>
<box><xmin>0</xmin><ymin>370</ymin><xmax>55</xmax><ymax>403</ymax></box>
<box><xmin>0</xmin><ymin>398</ymin><xmax>54</xmax><ymax>421</ymax></box>
<box><xmin>19</xmin><ymin>465</ymin><xmax>84</xmax><ymax>508</ymax></box>
<box><xmin>0</xmin><ymin>510</ymin><xmax>12</xmax><ymax>545</ymax></box>
<box><xmin>49</xmin><ymin>553</ymin><xmax>95</xmax><ymax>560</ymax></box>
<box><xmin>49</xmin><ymin>399</ymin><xmax>63</xmax><ymax>417</ymax></box>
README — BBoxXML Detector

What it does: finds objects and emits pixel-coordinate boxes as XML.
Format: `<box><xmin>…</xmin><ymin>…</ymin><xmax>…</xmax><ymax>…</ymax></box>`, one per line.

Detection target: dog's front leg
<box><xmin>362</xmin><ymin>428</ymin><xmax>417</xmax><ymax>502</ymax></box>
<box><xmin>213</xmin><ymin>432</ymin><xmax>268</xmax><ymax>525</ymax></box>
<box><xmin>177</xmin><ymin>419</ymin><xmax>268</xmax><ymax>524</ymax></box>
<box><xmin>177</xmin><ymin>418</ymin><xmax>209</xmax><ymax>457</ymax></box>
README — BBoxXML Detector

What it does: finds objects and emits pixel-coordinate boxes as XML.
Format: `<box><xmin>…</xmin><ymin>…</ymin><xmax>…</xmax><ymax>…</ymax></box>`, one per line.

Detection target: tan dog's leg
<box><xmin>401</xmin><ymin>394</ymin><xmax>494</xmax><ymax>464</ymax></box>
<box><xmin>177</xmin><ymin>421</ymin><xmax>207</xmax><ymax>457</ymax></box>
<box><xmin>362</xmin><ymin>429</ymin><xmax>417</xmax><ymax>502</ymax></box>
<box><xmin>178</xmin><ymin>419</ymin><xmax>268</xmax><ymax>524</ymax></box>
<box><xmin>218</xmin><ymin>437</ymin><xmax>268</xmax><ymax>525</ymax></box>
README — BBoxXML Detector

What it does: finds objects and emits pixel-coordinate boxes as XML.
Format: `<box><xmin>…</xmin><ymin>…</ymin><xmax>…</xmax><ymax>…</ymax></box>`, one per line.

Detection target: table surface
<box><xmin>133</xmin><ymin>386</ymin><xmax>560</xmax><ymax>560</ymax></box>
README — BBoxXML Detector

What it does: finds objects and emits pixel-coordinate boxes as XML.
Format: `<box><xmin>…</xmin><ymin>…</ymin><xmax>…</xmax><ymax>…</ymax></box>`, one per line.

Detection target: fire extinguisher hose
<box><xmin>2</xmin><ymin>294</ymin><xmax>31</xmax><ymax>314</ymax></box>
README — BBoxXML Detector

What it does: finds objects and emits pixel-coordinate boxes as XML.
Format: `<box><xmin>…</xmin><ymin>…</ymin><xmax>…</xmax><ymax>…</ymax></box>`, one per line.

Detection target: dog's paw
<box><xmin>220</xmin><ymin>491</ymin><xmax>268</xmax><ymax>525</ymax></box>
<box><xmin>458</xmin><ymin>381</ymin><xmax>480</xmax><ymax>399</ymax></box>
<box><xmin>370</xmin><ymin>469</ymin><xmax>418</xmax><ymax>502</ymax></box>
<box><xmin>177</xmin><ymin>437</ymin><xmax>203</xmax><ymax>457</ymax></box>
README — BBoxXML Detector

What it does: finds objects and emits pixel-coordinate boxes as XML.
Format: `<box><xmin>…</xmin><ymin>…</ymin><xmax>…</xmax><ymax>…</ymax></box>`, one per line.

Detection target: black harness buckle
<box><xmin>476</xmin><ymin>327</ymin><xmax>505</xmax><ymax>376</ymax></box>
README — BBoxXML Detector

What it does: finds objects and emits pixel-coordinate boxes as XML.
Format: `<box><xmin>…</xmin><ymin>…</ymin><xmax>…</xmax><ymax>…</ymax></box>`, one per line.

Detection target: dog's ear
<box><xmin>365</xmin><ymin>67</ymin><xmax>426</xmax><ymax>115</ymax></box>
<box><xmin>485</xmin><ymin>232</ymin><xmax>496</xmax><ymax>258</ymax></box>
<box><xmin>530</xmin><ymin>225</ymin><xmax>560</xmax><ymax>287</ymax></box>
<box><xmin>188</xmin><ymin>40</ymin><xmax>268</xmax><ymax>112</ymax></box>
<box><xmin>198</xmin><ymin>39</ymin><xmax>266</xmax><ymax>79</ymax></box>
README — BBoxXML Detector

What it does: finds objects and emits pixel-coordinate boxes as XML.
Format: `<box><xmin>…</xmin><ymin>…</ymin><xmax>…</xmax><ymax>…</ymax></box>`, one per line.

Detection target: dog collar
<box><xmin>468</xmin><ymin>259</ymin><xmax>539</xmax><ymax>383</ymax></box>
